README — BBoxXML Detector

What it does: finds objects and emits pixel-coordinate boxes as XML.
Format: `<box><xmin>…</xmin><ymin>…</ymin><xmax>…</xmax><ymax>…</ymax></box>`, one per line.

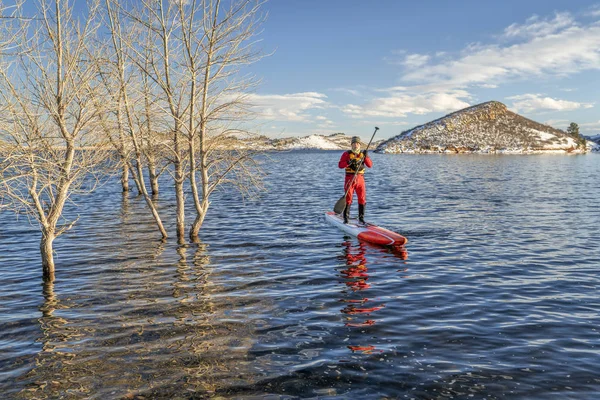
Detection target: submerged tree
<box><xmin>113</xmin><ymin>0</ymin><xmax>268</xmax><ymax>243</ymax></box>
<box><xmin>0</xmin><ymin>0</ymin><xmax>108</xmax><ymax>281</ymax></box>
<box><xmin>96</xmin><ymin>0</ymin><xmax>169</xmax><ymax>239</ymax></box>
<box><xmin>178</xmin><ymin>0</ymin><xmax>267</xmax><ymax>241</ymax></box>
<box><xmin>114</xmin><ymin>0</ymin><xmax>190</xmax><ymax>243</ymax></box>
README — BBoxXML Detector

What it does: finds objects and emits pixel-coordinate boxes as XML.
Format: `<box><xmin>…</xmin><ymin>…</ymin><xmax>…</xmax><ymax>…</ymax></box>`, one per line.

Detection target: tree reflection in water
<box><xmin>17</xmin><ymin>240</ymin><xmax>257</xmax><ymax>399</ymax></box>
<box><xmin>19</xmin><ymin>280</ymin><xmax>80</xmax><ymax>397</ymax></box>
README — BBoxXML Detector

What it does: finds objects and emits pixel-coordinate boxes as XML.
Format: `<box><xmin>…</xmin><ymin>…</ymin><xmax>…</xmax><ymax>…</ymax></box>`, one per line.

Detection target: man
<box><xmin>338</xmin><ymin>136</ymin><xmax>372</xmax><ymax>224</ymax></box>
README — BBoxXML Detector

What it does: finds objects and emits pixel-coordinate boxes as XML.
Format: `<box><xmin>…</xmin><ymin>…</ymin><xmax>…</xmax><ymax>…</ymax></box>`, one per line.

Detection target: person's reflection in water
<box><xmin>338</xmin><ymin>239</ymin><xmax>381</xmax><ymax>354</ymax></box>
<box><xmin>338</xmin><ymin>239</ymin><xmax>409</xmax><ymax>354</ymax></box>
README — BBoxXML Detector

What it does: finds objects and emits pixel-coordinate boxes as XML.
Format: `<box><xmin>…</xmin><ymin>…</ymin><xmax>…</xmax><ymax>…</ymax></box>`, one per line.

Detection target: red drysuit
<box><xmin>338</xmin><ymin>150</ymin><xmax>372</xmax><ymax>205</ymax></box>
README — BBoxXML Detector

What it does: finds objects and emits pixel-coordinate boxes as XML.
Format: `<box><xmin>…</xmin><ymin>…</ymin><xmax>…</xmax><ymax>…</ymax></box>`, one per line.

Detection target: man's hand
<box><xmin>362</xmin><ymin>150</ymin><xmax>368</xmax><ymax>157</ymax></box>
<box><xmin>348</xmin><ymin>159</ymin><xmax>360</xmax><ymax>170</ymax></box>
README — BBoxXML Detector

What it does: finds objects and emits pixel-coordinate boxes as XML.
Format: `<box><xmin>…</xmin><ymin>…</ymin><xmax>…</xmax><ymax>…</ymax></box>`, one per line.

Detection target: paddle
<box><xmin>333</xmin><ymin>127</ymin><xmax>379</xmax><ymax>214</ymax></box>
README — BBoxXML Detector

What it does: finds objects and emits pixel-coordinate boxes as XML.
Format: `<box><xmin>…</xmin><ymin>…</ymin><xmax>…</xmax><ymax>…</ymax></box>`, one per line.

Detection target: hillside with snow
<box><xmin>584</xmin><ymin>134</ymin><xmax>600</xmax><ymax>152</ymax></box>
<box><xmin>221</xmin><ymin>133</ymin><xmax>383</xmax><ymax>151</ymax></box>
<box><xmin>376</xmin><ymin>101</ymin><xmax>594</xmax><ymax>154</ymax></box>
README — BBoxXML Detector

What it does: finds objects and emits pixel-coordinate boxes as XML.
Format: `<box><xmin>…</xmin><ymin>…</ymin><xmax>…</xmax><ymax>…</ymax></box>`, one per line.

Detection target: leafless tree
<box><xmin>95</xmin><ymin>0</ymin><xmax>169</xmax><ymax>239</ymax></box>
<box><xmin>176</xmin><ymin>0</ymin><xmax>267</xmax><ymax>241</ymax></box>
<box><xmin>112</xmin><ymin>0</ymin><xmax>190</xmax><ymax>243</ymax></box>
<box><xmin>0</xmin><ymin>0</ymin><xmax>109</xmax><ymax>281</ymax></box>
<box><xmin>139</xmin><ymin>70</ymin><xmax>166</xmax><ymax>197</ymax></box>
<box><xmin>110</xmin><ymin>0</ymin><xmax>267</xmax><ymax>243</ymax></box>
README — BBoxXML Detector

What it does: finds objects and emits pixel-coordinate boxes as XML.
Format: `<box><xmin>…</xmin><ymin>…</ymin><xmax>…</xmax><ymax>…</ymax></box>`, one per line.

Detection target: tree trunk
<box><xmin>148</xmin><ymin>157</ymin><xmax>159</xmax><ymax>196</ymax></box>
<box><xmin>174</xmin><ymin>132</ymin><xmax>186</xmax><ymax>244</ymax></box>
<box><xmin>188</xmin><ymin>135</ymin><xmax>203</xmax><ymax>241</ymax></box>
<box><xmin>132</xmin><ymin>159</ymin><xmax>168</xmax><ymax>239</ymax></box>
<box><xmin>128</xmin><ymin>162</ymin><xmax>143</xmax><ymax>196</ymax></box>
<box><xmin>143</xmin><ymin>195</ymin><xmax>168</xmax><ymax>239</ymax></box>
<box><xmin>121</xmin><ymin>163</ymin><xmax>129</xmax><ymax>192</ymax></box>
<box><xmin>189</xmin><ymin>147</ymin><xmax>210</xmax><ymax>241</ymax></box>
<box><xmin>40</xmin><ymin>230</ymin><xmax>56</xmax><ymax>282</ymax></box>
<box><xmin>175</xmin><ymin>177</ymin><xmax>185</xmax><ymax>244</ymax></box>
<box><xmin>189</xmin><ymin>206</ymin><xmax>207</xmax><ymax>242</ymax></box>
<box><xmin>189</xmin><ymin>154</ymin><xmax>210</xmax><ymax>242</ymax></box>
<box><xmin>174</xmin><ymin>152</ymin><xmax>186</xmax><ymax>244</ymax></box>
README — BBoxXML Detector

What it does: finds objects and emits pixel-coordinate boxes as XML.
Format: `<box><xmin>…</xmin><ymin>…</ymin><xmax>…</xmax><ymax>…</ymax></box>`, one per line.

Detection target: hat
<box><xmin>351</xmin><ymin>136</ymin><xmax>361</xmax><ymax>144</ymax></box>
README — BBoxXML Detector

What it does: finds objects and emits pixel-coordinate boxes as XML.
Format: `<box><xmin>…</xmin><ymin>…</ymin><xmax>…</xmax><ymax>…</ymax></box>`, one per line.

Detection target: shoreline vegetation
<box><xmin>0</xmin><ymin>0</ymin><xmax>267</xmax><ymax>281</ymax></box>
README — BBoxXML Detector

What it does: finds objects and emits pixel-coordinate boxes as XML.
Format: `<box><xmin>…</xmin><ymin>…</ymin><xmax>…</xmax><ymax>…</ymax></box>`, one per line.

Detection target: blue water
<box><xmin>1</xmin><ymin>152</ymin><xmax>599</xmax><ymax>399</ymax></box>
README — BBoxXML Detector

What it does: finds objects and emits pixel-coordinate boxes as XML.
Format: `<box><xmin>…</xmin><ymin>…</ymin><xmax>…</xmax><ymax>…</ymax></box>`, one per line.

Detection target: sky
<box><xmin>245</xmin><ymin>0</ymin><xmax>600</xmax><ymax>140</ymax></box>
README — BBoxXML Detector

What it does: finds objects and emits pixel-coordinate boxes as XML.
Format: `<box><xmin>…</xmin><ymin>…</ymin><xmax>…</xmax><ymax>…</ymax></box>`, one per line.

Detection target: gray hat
<box><xmin>351</xmin><ymin>136</ymin><xmax>361</xmax><ymax>144</ymax></box>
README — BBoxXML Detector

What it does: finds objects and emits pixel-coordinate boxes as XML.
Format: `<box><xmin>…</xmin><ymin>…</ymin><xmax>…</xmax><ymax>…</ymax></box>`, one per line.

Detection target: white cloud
<box><xmin>578</xmin><ymin>120</ymin><xmax>600</xmax><ymax>136</ymax></box>
<box><xmin>544</xmin><ymin>119</ymin><xmax>570</xmax><ymax>127</ymax></box>
<box><xmin>258</xmin><ymin>9</ymin><xmax>600</xmax><ymax>128</ymax></box>
<box><xmin>579</xmin><ymin>119</ymin><xmax>600</xmax><ymax>128</ymax></box>
<box><xmin>317</xmin><ymin>123</ymin><xmax>334</xmax><ymax>129</ymax></box>
<box><xmin>401</xmin><ymin>14</ymin><xmax>600</xmax><ymax>88</ymax></box>
<box><xmin>330</xmin><ymin>88</ymin><xmax>362</xmax><ymax>96</ymax></box>
<box><xmin>315</xmin><ymin>116</ymin><xmax>334</xmax><ymax>127</ymax></box>
<box><xmin>585</xmin><ymin>5</ymin><xmax>600</xmax><ymax>17</ymax></box>
<box><xmin>375</xmin><ymin>86</ymin><xmax>409</xmax><ymax>92</ymax></box>
<box><xmin>503</xmin><ymin>13</ymin><xmax>575</xmax><ymax>39</ymax></box>
<box><xmin>402</xmin><ymin>54</ymin><xmax>430</xmax><ymax>68</ymax></box>
<box><xmin>342</xmin><ymin>90</ymin><xmax>471</xmax><ymax>118</ymax></box>
<box><xmin>507</xmin><ymin>94</ymin><xmax>594</xmax><ymax>113</ymax></box>
<box><xmin>248</xmin><ymin>92</ymin><xmax>328</xmax><ymax>122</ymax></box>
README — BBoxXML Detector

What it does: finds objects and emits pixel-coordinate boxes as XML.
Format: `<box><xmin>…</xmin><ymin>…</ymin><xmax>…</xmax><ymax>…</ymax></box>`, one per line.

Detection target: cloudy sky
<box><xmin>245</xmin><ymin>0</ymin><xmax>600</xmax><ymax>140</ymax></box>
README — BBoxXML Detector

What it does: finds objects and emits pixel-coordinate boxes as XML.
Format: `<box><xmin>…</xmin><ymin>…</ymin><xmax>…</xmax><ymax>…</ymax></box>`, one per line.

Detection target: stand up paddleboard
<box><xmin>325</xmin><ymin>211</ymin><xmax>407</xmax><ymax>246</ymax></box>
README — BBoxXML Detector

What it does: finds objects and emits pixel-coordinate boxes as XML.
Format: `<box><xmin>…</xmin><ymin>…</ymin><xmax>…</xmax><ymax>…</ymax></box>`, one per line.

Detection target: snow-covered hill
<box><xmin>584</xmin><ymin>134</ymin><xmax>600</xmax><ymax>152</ymax></box>
<box><xmin>376</xmin><ymin>101</ymin><xmax>592</xmax><ymax>154</ymax></box>
<box><xmin>223</xmin><ymin>133</ymin><xmax>383</xmax><ymax>151</ymax></box>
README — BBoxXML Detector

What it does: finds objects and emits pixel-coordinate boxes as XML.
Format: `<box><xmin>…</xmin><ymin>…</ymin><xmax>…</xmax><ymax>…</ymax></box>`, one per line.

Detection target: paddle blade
<box><xmin>333</xmin><ymin>195</ymin><xmax>347</xmax><ymax>214</ymax></box>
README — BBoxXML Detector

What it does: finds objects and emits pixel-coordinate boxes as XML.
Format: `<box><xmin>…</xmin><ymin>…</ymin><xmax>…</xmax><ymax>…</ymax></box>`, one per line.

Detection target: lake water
<box><xmin>1</xmin><ymin>151</ymin><xmax>600</xmax><ymax>399</ymax></box>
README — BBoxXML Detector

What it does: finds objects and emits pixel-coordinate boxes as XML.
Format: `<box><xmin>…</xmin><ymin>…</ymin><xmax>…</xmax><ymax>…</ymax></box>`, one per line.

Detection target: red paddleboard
<box><xmin>324</xmin><ymin>211</ymin><xmax>407</xmax><ymax>246</ymax></box>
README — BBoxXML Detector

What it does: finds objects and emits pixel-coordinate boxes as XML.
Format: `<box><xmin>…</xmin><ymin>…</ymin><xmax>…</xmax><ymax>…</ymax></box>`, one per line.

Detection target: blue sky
<box><xmin>246</xmin><ymin>0</ymin><xmax>600</xmax><ymax>140</ymax></box>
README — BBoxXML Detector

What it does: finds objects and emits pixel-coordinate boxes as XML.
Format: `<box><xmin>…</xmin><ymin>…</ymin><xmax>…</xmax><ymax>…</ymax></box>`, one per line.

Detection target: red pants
<box><xmin>344</xmin><ymin>174</ymin><xmax>366</xmax><ymax>205</ymax></box>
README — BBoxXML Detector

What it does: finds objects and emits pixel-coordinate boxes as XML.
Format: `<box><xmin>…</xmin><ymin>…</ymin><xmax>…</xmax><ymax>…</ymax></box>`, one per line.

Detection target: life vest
<box><xmin>345</xmin><ymin>150</ymin><xmax>366</xmax><ymax>174</ymax></box>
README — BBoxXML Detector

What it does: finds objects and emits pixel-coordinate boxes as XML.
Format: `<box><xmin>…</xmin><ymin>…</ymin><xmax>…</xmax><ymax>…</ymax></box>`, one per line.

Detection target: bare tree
<box><xmin>106</xmin><ymin>0</ymin><xmax>267</xmax><ymax>243</ymax></box>
<box><xmin>95</xmin><ymin>0</ymin><xmax>169</xmax><ymax>239</ymax></box>
<box><xmin>139</xmin><ymin>68</ymin><xmax>169</xmax><ymax>197</ymax></box>
<box><xmin>175</xmin><ymin>0</ymin><xmax>267</xmax><ymax>241</ymax></box>
<box><xmin>184</xmin><ymin>0</ymin><xmax>263</xmax><ymax>241</ymax></box>
<box><xmin>114</xmin><ymin>0</ymin><xmax>190</xmax><ymax>243</ymax></box>
<box><xmin>0</xmin><ymin>0</ymin><xmax>108</xmax><ymax>281</ymax></box>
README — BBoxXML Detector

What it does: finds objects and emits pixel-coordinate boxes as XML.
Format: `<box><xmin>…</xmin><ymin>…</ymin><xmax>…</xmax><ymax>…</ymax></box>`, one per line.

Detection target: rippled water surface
<box><xmin>1</xmin><ymin>152</ymin><xmax>600</xmax><ymax>399</ymax></box>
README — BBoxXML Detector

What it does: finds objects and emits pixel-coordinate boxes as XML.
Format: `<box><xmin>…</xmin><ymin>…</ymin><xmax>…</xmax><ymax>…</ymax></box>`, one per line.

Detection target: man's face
<box><xmin>352</xmin><ymin>142</ymin><xmax>361</xmax><ymax>152</ymax></box>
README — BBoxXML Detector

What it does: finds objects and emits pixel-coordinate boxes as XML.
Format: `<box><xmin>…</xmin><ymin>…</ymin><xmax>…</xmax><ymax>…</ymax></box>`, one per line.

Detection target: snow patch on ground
<box><xmin>402</xmin><ymin>128</ymin><xmax>418</xmax><ymax>139</ymax></box>
<box><xmin>561</xmin><ymin>136</ymin><xmax>577</xmax><ymax>149</ymax></box>
<box><xmin>530</xmin><ymin>129</ymin><xmax>557</xmax><ymax>141</ymax></box>
<box><xmin>526</xmin><ymin>127</ymin><xmax>578</xmax><ymax>149</ymax></box>
<box><xmin>587</xmin><ymin>139</ymin><xmax>600</xmax><ymax>151</ymax></box>
<box><xmin>281</xmin><ymin>134</ymin><xmax>342</xmax><ymax>150</ymax></box>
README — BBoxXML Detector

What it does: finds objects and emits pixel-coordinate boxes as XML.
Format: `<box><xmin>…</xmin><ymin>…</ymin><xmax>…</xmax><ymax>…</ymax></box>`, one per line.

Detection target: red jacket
<box><xmin>339</xmin><ymin>150</ymin><xmax>372</xmax><ymax>173</ymax></box>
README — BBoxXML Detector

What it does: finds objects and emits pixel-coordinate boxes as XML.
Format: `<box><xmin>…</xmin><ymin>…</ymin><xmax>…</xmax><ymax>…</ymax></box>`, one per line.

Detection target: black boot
<box><xmin>343</xmin><ymin>205</ymin><xmax>350</xmax><ymax>224</ymax></box>
<box><xmin>358</xmin><ymin>204</ymin><xmax>365</xmax><ymax>224</ymax></box>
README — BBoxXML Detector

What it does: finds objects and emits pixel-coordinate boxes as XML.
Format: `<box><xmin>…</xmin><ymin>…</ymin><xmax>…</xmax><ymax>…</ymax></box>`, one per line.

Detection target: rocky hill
<box><xmin>223</xmin><ymin>133</ymin><xmax>383</xmax><ymax>151</ymax></box>
<box><xmin>376</xmin><ymin>101</ymin><xmax>597</xmax><ymax>154</ymax></box>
